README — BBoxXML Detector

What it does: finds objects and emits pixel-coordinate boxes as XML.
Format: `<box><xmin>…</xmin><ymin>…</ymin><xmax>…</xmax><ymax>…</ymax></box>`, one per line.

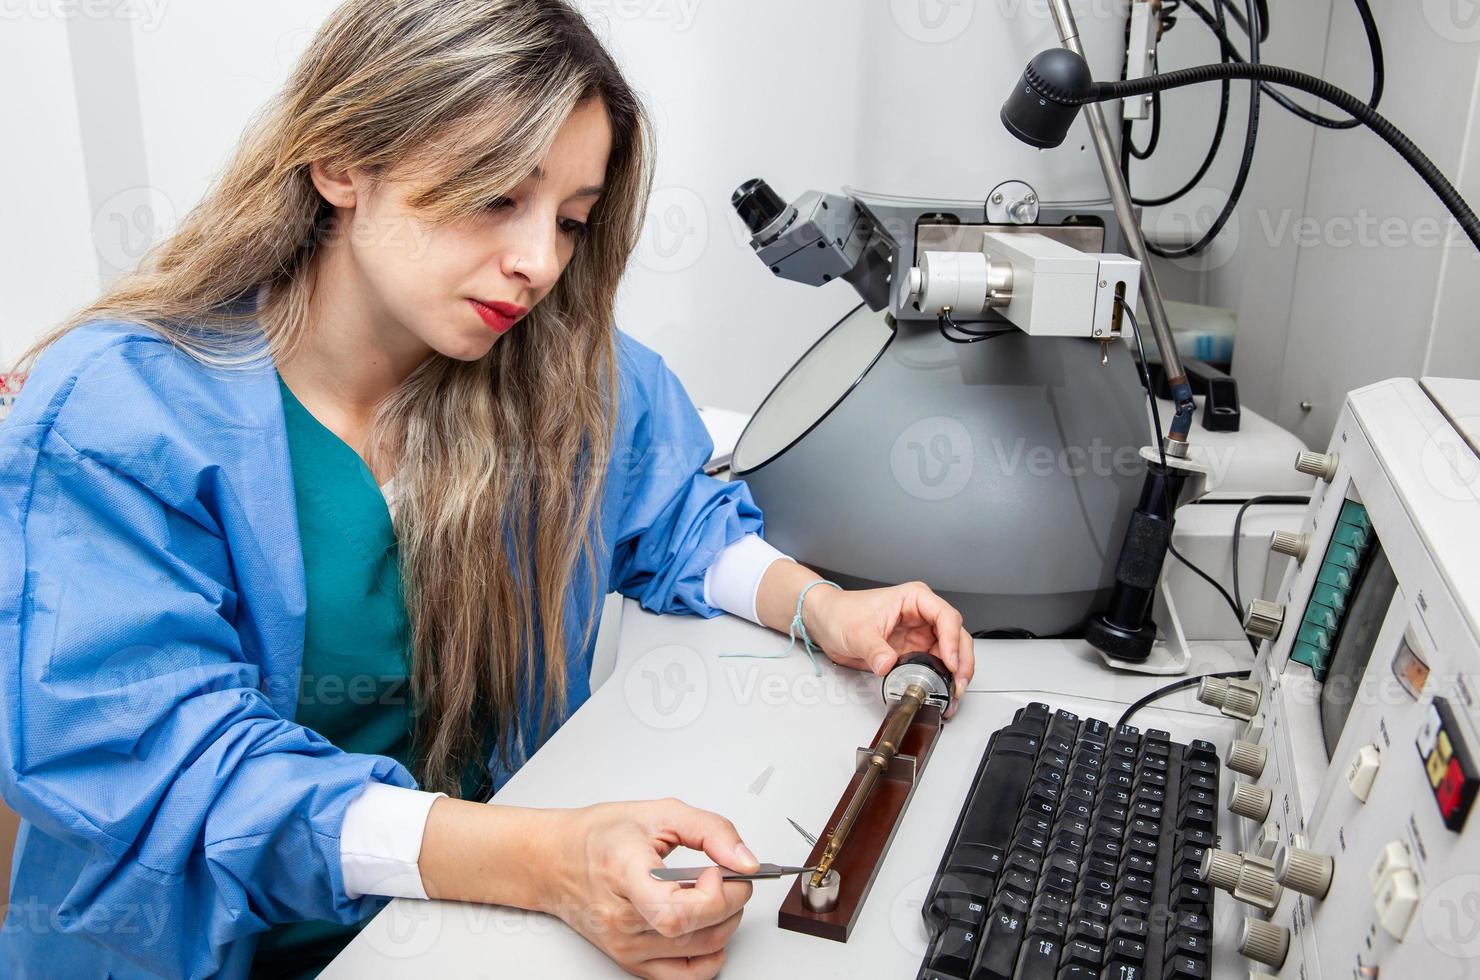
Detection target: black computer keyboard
<box><xmin>917</xmin><ymin>702</ymin><xmax>1220</xmax><ymax>980</ymax></box>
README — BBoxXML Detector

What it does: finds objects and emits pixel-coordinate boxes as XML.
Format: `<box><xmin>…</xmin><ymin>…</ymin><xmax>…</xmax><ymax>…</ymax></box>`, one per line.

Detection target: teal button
<box><xmin>1331</xmin><ymin>522</ymin><xmax>1370</xmax><ymax>550</ymax></box>
<box><xmin>1338</xmin><ymin>500</ymin><xmax>1371</xmax><ymax>532</ymax></box>
<box><xmin>1298</xmin><ymin>621</ymin><xmax>1333</xmax><ymax>651</ymax></box>
<box><xmin>1318</xmin><ymin>562</ymin><xmax>1354</xmax><ymax>591</ymax></box>
<box><xmin>1304</xmin><ymin>602</ymin><xmax>1340</xmax><ymax>632</ymax></box>
<box><xmin>1311</xmin><ymin>582</ymin><xmax>1348</xmax><ymax>614</ymax></box>
<box><xmin>1291</xmin><ymin>641</ymin><xmax>1323</xmax><ymax>669</ymax></box>
<box><xmin>1325</xmin><ymin>542</ymin><xmax>1362</xmax><ymax>572</ymax></box>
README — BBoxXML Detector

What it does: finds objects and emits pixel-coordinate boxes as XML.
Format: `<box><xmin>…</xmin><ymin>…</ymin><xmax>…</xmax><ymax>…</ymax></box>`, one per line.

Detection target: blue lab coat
<box><xmin>0</xmin><ymin>317</ymin><xmax>764</xmax><ymax>978</ymax></box>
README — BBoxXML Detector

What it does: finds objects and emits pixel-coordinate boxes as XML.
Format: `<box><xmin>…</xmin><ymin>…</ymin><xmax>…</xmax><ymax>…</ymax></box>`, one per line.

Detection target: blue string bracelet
<box><xmin>720</xmin><ymin>578</ymin><xmax>841</xmax><ymax>676</ymax></box>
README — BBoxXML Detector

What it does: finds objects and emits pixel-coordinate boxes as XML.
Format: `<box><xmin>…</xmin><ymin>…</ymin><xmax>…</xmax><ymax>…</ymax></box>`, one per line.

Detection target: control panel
<box><xmin>1201</xmin><ymin>378</ymin><xmax>1480</xmax><ymax>977</ymax></box>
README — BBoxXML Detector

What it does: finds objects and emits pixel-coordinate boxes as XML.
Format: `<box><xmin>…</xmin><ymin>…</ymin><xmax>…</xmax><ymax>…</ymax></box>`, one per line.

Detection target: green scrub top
<box><xmin>250</xmin><ymin>372</ymin><xmax>415</xmax><ymax>979</ymax></box>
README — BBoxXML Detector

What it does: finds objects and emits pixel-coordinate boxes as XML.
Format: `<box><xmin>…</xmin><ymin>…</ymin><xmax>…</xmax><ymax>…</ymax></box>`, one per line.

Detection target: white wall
<box><xmin>3</xmin><ymin>0</ymin><xmax>1118</xmax><ymax>416</ymax></box>
<box><xmin>1133</xmin><ymin>0</ymin><xmax>1480</xmax><ymax>441</ymax></box>
<box><xmin>7</xmin><ymin>0</ymin><xmax>1475</xmax><ymax>438</ymax></box>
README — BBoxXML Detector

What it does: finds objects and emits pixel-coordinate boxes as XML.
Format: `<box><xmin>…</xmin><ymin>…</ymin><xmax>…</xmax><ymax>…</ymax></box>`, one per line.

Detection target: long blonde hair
<box><xmin>14</xmin><ymin>0</ymin><xmax>654</xmax><ymax>795</ymax></box>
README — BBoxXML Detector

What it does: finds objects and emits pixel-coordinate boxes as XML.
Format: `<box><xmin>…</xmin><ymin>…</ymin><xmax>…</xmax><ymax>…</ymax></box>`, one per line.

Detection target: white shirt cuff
<box><xmin>340</xmin><ymin>782</ymin><xmax>446</xmax><ymax>900</ymax></box>
<box><xmin>703</xmin><ymin>533</ymin><xmax>793</xmax><ymax>625</ymax></box>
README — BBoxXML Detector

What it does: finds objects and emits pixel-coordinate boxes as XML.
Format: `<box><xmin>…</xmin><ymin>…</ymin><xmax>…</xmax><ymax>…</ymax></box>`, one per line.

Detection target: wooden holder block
<box><xmin>777</xmin><ymin>704</ymin><xmax>945</xmax><ymax>942</ymax></box>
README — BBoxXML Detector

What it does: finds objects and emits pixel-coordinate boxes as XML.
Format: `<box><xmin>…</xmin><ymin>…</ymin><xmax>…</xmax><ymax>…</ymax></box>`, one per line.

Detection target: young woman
<box><xmin>0</xmin><ymin>2</ymin><xmax>975</xmax><ymax>977</ymax></box>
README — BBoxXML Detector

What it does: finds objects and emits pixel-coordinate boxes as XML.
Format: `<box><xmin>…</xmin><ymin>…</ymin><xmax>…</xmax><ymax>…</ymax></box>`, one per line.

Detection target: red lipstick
<box><xmin>470</xmin><ymin>299</ymin><xmax>528</xmax><ymax>333</ymax></box>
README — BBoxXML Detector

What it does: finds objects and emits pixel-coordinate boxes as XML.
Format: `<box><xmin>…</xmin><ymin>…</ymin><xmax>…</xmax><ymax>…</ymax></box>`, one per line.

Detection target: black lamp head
<box><xmin>1000</xmin><ymin>48</ymin><xmax>1095</xmax><ymax>149</ymax></box>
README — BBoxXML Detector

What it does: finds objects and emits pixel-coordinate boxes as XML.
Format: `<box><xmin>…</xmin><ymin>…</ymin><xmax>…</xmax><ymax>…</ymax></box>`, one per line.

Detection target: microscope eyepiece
<box><xmin>732</xmin><ymin>178</ymin><xmax>787</xmax><ymax>235</ymax></box>
<box><xmin>1000</xmin><ymin>49</ymin><xmax>1094</xmax><ymax>149</ymax></box>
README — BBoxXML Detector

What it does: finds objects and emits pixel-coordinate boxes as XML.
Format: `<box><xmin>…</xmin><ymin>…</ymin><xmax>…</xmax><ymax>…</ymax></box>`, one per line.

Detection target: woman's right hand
<box><xmin>540</xmin><ymin>798</ymin><xmax>758</xmax><ymax>979</ymax></box>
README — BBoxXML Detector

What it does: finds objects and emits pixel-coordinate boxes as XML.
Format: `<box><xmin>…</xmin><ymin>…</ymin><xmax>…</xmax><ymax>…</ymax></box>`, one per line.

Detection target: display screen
<box><xmin>1319</xmin><ymin>539</ymin><xmax>1398</xmax><ymax>757</ymax></box>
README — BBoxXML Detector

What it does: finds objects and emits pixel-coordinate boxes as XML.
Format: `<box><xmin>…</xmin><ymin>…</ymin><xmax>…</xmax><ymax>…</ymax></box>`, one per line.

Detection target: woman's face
<box><xmin>315</xmin><ymin>98</ymin><xmax>613</xmax><ymax>363</ymax></box>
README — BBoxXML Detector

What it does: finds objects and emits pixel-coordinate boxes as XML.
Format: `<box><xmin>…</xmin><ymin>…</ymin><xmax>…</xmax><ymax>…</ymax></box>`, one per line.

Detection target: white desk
<box><xmin>327</xmin><ymin>600</ymin><xmax>1256</xmax><ymax>978</ymax></box>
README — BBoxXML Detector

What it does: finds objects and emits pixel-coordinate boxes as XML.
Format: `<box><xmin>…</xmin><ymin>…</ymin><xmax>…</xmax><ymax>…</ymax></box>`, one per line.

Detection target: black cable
<box><xmin>1168</xmin><ymin>541</ymin><xmax>1254</xmax><ymax>650</ymax></box>
<box><xmin>937</xmin><ymin>310</ymin><xmax>1014</xmax><ymax>344</ymax></box>
<box><xmin>1219</xmin><ymin>0</ymin><xmax>1268</xmax><ymax>41</ymax></box>
<box><xmin>1084</xmin><ymin>63</ymin><xmax>1480</xmax><ymax>252</ymax></box>
<box><xmin>1124</xmin><ymin>305</ymin><xmax>1256</xmax><ymax>650</ymax></box>
<box><xmin>1148</xmin><ymin>0</ymin><xmax>1261</xmax><ymax>259</ymax></box>
<box><xmin>1122</xmin><ymin>305</ymin><xmax>1166</xmax><ymax>466</ymax></box>
<box><xmin>1133</xmin><ymin>0</ymin><xmax>1233</xmax><ymax>208</ymax></box>
<box><xmin>1189</xmin><ymin>0</ymin><xmax>1382</xmax><ymax>129</ymax></box>
<box><xmin>1117</xmin><ymin>668</ymin><xmax>1251</xmax><ymax>727</ymax></box>
<box><xmin>1231</xmin><ymin>494</ymin><xmax>1310</xmax><ymax>612</ymax></box>
<box><xmin>1127</xmin><ymin>89</ymin><xmax>1163</xmax><ymax>160</ymax></box>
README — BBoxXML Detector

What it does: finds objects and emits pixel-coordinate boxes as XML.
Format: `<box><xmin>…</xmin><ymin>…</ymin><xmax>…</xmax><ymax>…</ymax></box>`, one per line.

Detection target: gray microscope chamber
<box><xmin>732</xmin><ymin>305</ymin><xmax>1148</xmax><ymax>637</ymax></box>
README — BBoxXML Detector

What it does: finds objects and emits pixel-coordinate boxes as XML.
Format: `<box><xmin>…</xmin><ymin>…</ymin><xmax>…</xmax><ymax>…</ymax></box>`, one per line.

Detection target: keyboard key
<box><xmin>1108</xmin><ymin>913</ymin><xmax>1148</xmax><ymax>946</ymax></box>
<box><xmin>1166</xmin><ymin>926</ymin><xmax>1210</xmax><ymax>959</ymax></box>
<box><xmin>972</xmin><ymin>908</ymin><xmax>1024</xmax><ymax>979</ymax></box>
<box><xmin>948</xmin><ymin>843</ymin><xmax>1003</xmax><ymax>877</ymax></box>
<box><xmin>993</xmin><ymin>889</ymin><xmax>1030</xmax><ymax>919</ymax></box>
<box><xmin>1067</xmin><ymin>916</ymin><xmax>1107</xmax><ymax>946</ymax></box>
<box><xmin>1013</xmin><ymin>934</ymin><xmax>1062</xmax><ymax>980</ymax></box>
<box><xmin>1104</xmin><ymin>936</ymin><xmax>1146</xmax><ymax>974</ymax></box>
<box><xmin>1164</xmin><ymin>954</ymin><xmax>1208</xmax><ymax>980</ymax></box>
<box><xmin>1062</xmin><ymin>937</ymin><xmax>1103</xmax><ymax>969</ymax></box>
<box><xmin>924</xmin><ymin>918</ymin><xmax>980</xmax><ymax>976</ymax></box>
<box><xmin>926</xmin><ymin>889</ymin><xmax>989</xmax><ymax>934</ymax></box>
<box><xmin>1112</xmin><ymin>893</ymin><xmax>1151</xmax><ymax>920</ymax></box>
<box><xmin>1005</xmin><ymin>848</ymin><xmax>1042</xmax><ymax>878</ymax></box>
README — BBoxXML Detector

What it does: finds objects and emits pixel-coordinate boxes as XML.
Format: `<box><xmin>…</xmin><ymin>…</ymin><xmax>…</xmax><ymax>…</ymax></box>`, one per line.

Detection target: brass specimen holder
<box><xmin>777</xmin><ymin>701</ymin><xmax>945</xmax><ymax>942</ymax></box>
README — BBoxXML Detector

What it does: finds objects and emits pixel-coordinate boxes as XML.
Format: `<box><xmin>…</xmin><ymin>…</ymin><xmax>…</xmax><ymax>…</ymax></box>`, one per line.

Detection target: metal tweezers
<box><xmin>649</xmin><ymin>863</ymin><xmax>818</xmax><ymax>884</ymax></box>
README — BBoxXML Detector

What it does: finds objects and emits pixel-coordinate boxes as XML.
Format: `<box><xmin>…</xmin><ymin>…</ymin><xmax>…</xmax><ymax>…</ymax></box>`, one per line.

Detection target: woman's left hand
<box><xmin>803</xmin><ymin>581</ymin><xmax>975</xmax><ymax>718</ymax></box>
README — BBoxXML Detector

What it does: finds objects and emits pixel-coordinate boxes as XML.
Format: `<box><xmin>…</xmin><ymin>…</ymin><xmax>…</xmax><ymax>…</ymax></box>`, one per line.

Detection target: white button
<box><xmin>1254</xmin><ymin>820</ymin><xmax>1282</xmax><ymax>860</ymax></box>
<box><xmin>1375</xmin><ymin>868</ymin><xmax>1421</xmax><ymax>940</ymax></box>
<box><xmin>1416</xmin><ymin>703</ymin><xmax>1442</xmax><ymax>758</ymax></box>
<box><xmin>1368</xmin><ymin>840</ymin><xmax>1412</xmax><ymax>891</ymax></box>
<box><xmin>1346</xmin><ymin>744</ymin><xmax>1381</xmax><ymax>801</ymax></box>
